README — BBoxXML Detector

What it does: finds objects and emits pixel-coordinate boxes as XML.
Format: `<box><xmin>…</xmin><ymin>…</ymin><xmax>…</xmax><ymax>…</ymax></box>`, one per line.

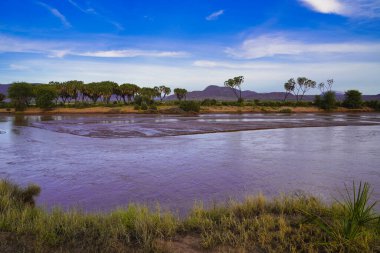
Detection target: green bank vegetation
<box><xmin>0</xmin><ymin>76</ymin><xmax>379</xmax><ymax>113</ymax></box>
<box><xmin>1</xmin><ymin>179</ymin><xmax>379</xmax><ymax>252</ymax></box>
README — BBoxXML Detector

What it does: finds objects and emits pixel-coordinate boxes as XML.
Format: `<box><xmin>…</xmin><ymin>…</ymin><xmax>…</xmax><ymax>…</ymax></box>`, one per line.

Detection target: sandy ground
<box><xmin>0</xmin><ymin>105</ymin><xmax>375</xmax><ymax>115</ymax></box>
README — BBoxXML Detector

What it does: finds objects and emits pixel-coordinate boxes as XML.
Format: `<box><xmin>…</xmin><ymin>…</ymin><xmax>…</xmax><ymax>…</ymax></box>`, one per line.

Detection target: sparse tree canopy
<box><xmin>173</xmin><ymin>88</ymin><xmax>187</xmax><ymax>101</ymax></box>
<box><xmin>318</xmin><ymin>79</ymin><xmax>334</xmax><ymax>94</ymax></box>
<box><xmin>154</xmin><ymin>85</ymin><xmax>171</xmax><ymax>101</ymax></box>
<box><xmin>283</xmin><ymin>77</ymin><xmax>316</xmax><ymax>101</ymax></box>
<box><xmin>224</xmin><ymin>76</ymin><xmax>244</xmax><ymax>102</ymax></box>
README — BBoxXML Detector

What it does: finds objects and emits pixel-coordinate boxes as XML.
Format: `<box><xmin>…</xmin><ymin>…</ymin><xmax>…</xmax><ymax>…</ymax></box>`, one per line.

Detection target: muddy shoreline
<box><xmin>0</xmin><ymin>105</ymin><xmax>375</xmax><ymax>116</ymax></box>
<box><xmin>17</xmin><ymin>113</ymin><xmax>380</xmax><ymax>138</ymax></box>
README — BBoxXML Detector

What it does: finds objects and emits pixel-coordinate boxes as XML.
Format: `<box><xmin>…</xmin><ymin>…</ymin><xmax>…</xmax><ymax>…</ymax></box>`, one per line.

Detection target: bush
<box><xmin>179</xmin><ymin>101</ymin><xmax>200</xmax><ymax>112</ymax></box>
<box><xmin>201</xmin><ymin>99</ymin><xmax>218</xmax><ymax>106</ymax></box>
<box><xmin>279</xmin><ymin>108</ymin><xmax>292</xmax><ymax>113</ymax></box>
<box><xmin>365</xmin><ymin>100</ymin><xmax>380</xmax><ymax>111</ymax></box>
<box><xmin>315</xmin><ymin>91</ymin><xmax>337</xmax><ymax>111</ymax></box>
<box><xmin>134</xmin><ymin>104</ymin><xmax>140</xmax><ymax>110</ymax></box>
<box><xmin>35</xmin><ymin>86</ymin><xmax>58</xmax><ymax>109</ymax></box>
<box><xmin>141</xmin><ymin>102</ymin><xmax>148</xmax><ymax>110</ymax></box>
<box><xmin>343</xmin><ymin>90</ymin><xmax>362</xmax><ymax>109</ymax></box>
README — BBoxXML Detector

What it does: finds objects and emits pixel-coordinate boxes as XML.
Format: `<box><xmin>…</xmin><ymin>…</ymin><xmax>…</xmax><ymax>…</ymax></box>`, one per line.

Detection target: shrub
<box><xmin>316</xmin><ymin>91</ymin><xmax>337</xmax><ymax>111</ymax></box>
<box><xmin>279</xmin><ymin>108</ymin><xmax>292</xmax><ymax>113</ymax></box>
<box><xmin>35</xmin><ymin>86</ymin><xmax>58</xmax><ymax>109</ymax></box>
<box><xmin>201</xmin><ymin>99</ymin><xmax>218</xmax><ymax>106</ymax></box>
<box><xmin>343</xmin><ymin>90</ymin><xmax>362</xmax><ymax>109</ymax></box>
<box><xmin>141</xmin><ymin>102</ymin><xmax>148</xmax><ymax>110</ymax></box>
<box><xmin>365</xmin><ymin>100</ymin><xmax>380</xmax><ymax>111</ymax></box>
<box><xmin>179</xmin><ymin>101</ymin><xmax>200</xmax><ymax>112</ymax></box>
<box><xmin>134</xmin><ymin>104</ymin><xmax>140</xmax><ymax>110</ymax></box>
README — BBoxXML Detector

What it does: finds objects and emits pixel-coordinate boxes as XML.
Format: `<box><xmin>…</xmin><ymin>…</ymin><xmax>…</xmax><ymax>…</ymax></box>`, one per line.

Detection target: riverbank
<box><xmin>0</xmin><ymin>105</ymin><xmax>375</xmax><ymax>115</ymax></box>
<box><xmin>1</xmin><ymin>180</ymin><xmax>379</xmax><ymax>253</ymax></box>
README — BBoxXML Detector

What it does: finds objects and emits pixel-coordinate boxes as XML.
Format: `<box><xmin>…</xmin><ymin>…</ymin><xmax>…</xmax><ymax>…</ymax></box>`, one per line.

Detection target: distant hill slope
<box><xmin>166</xmin><ymin>85</ymin><xmax>380</xmax><ymax>101</ymax></box>
<box><xmin>0</xmin><ymin>84</ymin><xmax>10</xmax><ymax>95</ymax></box>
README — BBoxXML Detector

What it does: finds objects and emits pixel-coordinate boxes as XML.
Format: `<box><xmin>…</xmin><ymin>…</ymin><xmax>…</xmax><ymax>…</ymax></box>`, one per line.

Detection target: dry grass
<box><xmin>1</xmin><ymin>179</ymin><xmax>379</xmax><ymax>252</ymax></box>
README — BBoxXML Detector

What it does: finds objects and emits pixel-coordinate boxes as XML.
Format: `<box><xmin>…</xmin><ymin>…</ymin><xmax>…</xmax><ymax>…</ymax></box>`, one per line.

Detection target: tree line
<box><xmin>0</xmin><ymin>77</ymin><xmax>378</xmax><ymax>112</ymax></box>
<box><xmin>2</xmin><ymin>81</ymin><xmax>189</xmax><ymax>110</ymax></box>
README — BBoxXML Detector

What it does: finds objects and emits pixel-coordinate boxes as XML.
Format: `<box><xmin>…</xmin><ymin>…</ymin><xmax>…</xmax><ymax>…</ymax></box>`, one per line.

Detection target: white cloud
<box><xmin>36</xmin><ymin>2</ymin><xmax>71</xmax><ymax>28</ymax></box>
<box><xmin>299</xmin><ymin>0</ymin><xmax>380</xmax><ymax>18</ymax></box>
<box><xmin>0</xmin><ymin>36</ymin><xmax>188</xmax><ymax>58</ymax></box>
<box><xmin>299</xmin><ymin>0</ymin><xmax>346</xmax><ymax>14</ymax></box>
<box><xmin>225</xmin><ymin>35</ymin><xmax>380</xmax><ymax>59</ymax></box>
<box><xmin>206</xmin><ymin>10</ymin><xmax>224</xmax><ymax>21</ymax></box>
<box><xmin>77</xmin><ymin>50</ymin><xmax>189</xmax><ymax>58</ymax></box>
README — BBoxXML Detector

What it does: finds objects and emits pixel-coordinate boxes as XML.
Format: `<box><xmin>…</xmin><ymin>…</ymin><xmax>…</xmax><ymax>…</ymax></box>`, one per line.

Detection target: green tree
<box><xmin>86</xmin><ymin>82</ymin><xmax>102</xmax><ymax>104</ymax></box>
<box><xmin>224</xmin><ymin>76</ymin><xmax>244</xmax><ymax>102</ymax></box>
<box><xmin>64</xmin><ymin>80</ymin><xmax>83</xmax><ymax>103</ymax></box>
<box><xmin>35</xmin><ymin>85</ymin><xmax>58</xmax><ymax>109</ymax></box>
<box><xmin>284</xmin><ymin>78</ymin><xmax>295</xmax><ymax>101</ymax></box>
<box><xmin>8</xmin><ymin>82</ymin><xmax>34</xmax><ymax>110</ymax></box>
<box><xmin>173</xmin><ymin>88</ymin><xmax>188</xmax><ymax>101</ymax></box>
<box><xmin>119</xmin><ymin>83</ymin><xmax>140</xmax><ymax>104</ymax></box>
<box><xmin>343</xmin><ymin>90</ymin><xmax>362</xmax><ymax>109</ymax></box>
<box><xmin>98</xmin><ymin>81</ymin><xmax>118</xmax><ymax>104</ymax></box>
<box><xmin>154</xmin><ymin>85</ymin><xmax>171</xmax><ymax>101</ymax></box>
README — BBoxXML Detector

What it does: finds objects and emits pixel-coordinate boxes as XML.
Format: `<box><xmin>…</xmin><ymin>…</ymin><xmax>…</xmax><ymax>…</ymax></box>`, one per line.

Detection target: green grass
<box><xmin>1</xmin><ymin>179</ymin><xmax>379</xmax><ymax>252</ymax></box>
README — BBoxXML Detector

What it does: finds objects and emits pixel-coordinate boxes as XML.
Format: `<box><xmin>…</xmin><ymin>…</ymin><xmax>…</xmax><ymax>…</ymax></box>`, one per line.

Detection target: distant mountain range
<box><xmin>1</xmin><ymin>84</ymin><xmax>379</xmax><ymax>101</ymax></box>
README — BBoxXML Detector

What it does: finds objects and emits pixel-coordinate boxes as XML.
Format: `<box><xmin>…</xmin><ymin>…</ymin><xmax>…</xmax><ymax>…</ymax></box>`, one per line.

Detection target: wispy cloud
<box><xmin>0</xmin><ymin>35</ymin><xmax>188</xmax><ymax>58</ymax></box>
<box><xmin>77</xmin><ymin>50</ymin><xmax>189</xmax><ymax>58</ymax></box>
<box><xmin>299</xmin><ymin>0</ymin><xmax>380</xmax><ymax>18</ymax></box>
<box><xmin>36</xmin><ymin>2</ymin><xmax>71</xmax><ymax>28</ymax></box>
<box><xmin>67</xmin><ymin>0</ymin><xmax>124</xmax><ymax>30</ymax></box>
<box><xmin>206</xmin><ymin>10</ymin><xmax>224</xmax><ymax>21</ymax></box>
<box><xmin>225</xmin><ymin>35</ymin><xmax>380</xmax><ymax>59</ymax></box>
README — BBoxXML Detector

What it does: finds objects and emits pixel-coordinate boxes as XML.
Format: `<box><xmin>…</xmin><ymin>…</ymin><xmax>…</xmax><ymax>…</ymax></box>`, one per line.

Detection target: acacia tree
<box><xmin>98</xmin><ymin>81</ymin><xmax>118</xmax><ymax>104</ymax></box>
<box><xmin>64</xmin><ymin>80</ymin><xmax>83</xmax><ymax>103</ymax></box>
<box><xmin>173</xmin><ymin>88</ymin><xmax>187</xmax><ymax>101</ymax></box>
<box><xmin>8</xmin><ymin>82</ymin><xmax>34</xmax><ymax>110</ymax></box>
<box><xmin>284</xmin><ymin>78</ymin><xmax>296</xmax><ymax>101</ymax></box>
<box><xmin>154</xmin><ymin>85</ymin><xmax>171</xmax><ymax>101</ymax></box>
<box><xmin>318</xmin><ymin>79</ymin><xmax>334</xmax><ymax>94</ymax></box>
<box><xmin>86</xmin><ymin>82</ymin><xmax>102</xmax><ymax>104</ymax></box>
<box><xmin>119</xmin><ymin>83</ymin><xmax>140</xmax><ymax>104</ymax></box>
<box><xmin>283</xmin><ymin>77</ymin><xmax>316</xmax><ymax>101</ymax></box>
<box><xmin>224</xmin><ymin>76</ymin><xmax>244</xmax><ymax>102</ymax></box>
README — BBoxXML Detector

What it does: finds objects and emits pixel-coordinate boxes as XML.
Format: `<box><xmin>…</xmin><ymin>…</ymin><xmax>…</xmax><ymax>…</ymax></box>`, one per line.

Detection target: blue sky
<box><xmin>0</xmin><ymin>0</ymin><xmax>380</xmax><ymax>93</ymax></box>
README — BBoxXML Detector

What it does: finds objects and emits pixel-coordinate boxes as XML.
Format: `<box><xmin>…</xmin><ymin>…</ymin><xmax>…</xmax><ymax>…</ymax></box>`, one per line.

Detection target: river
<box><xmin>0</xmin><ymin>113</ymin><xmax>379</xmax><ymax>214</ymax></box>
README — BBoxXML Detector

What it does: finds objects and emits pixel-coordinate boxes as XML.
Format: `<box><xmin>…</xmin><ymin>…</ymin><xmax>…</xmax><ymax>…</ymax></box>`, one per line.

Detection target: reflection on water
<box><xmin>0</xmin><ymin>114</ymin><xmax>380</xmax><ymax>214</ymax></box>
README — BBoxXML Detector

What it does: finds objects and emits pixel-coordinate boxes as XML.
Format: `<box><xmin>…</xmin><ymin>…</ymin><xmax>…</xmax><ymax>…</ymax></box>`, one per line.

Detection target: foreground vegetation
<box><xmin>1</xmin><ymin>179</ymin><xmax>379</xmax><ymax>252</ymax></box>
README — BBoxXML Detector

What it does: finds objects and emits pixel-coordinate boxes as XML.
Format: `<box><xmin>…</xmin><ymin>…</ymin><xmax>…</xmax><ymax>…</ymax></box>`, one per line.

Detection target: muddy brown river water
<box><xmin>1</xmin><ymin>113</ymin><xmax>380</xmax><ymax>214</ymax></box>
